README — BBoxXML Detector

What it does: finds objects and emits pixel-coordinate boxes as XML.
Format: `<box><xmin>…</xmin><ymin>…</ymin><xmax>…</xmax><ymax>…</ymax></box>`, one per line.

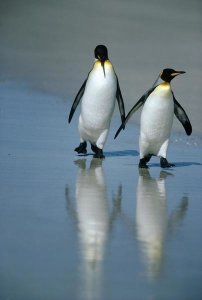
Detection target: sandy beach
<box><xmin>0</xmin><ymin>0</ymin><xmax>202</xmax><ymax>299</ymax></box>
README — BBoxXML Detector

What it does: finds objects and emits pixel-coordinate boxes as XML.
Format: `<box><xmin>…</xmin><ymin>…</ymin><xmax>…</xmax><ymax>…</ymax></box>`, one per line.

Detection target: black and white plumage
<box><xmin>114</xmin><ymin>68</ymin><xmax>192</xmax><ymax>168</ymax></box>
<box><xmin>69</xmin><ymin>45</ymin><xmax>125</xmax><ymax>159</ymax></box>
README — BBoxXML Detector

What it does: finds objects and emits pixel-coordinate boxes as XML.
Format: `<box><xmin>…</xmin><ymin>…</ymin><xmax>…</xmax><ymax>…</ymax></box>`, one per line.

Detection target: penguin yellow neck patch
<box><xmin>160</xmin><ymin>82</ymin><xmax>170</xmax><ymax>88</ymax></box>
<box><xmin>155</xmin><ymin>82</ymin><xmax>171</xmax><ymax>96</ymax></box>
<box><xmin>105</xmin><ymin>60</ymin><xmax>112</xmax><ymax>67</ymax></box>
<box><xmin>94</xmin><ymin>60</ymin><xmax>112</xmax><ymax>69</ymax></box>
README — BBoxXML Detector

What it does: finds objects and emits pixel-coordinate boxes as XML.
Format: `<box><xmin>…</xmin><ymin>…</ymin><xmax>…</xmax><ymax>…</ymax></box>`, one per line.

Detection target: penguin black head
<box><xmin>94</xmin><ymin>45</ymin><xmax>108</xmax><ymax>77</ymax></box>
<box><xmin>160</xmin><ymin>68</ymin><xmax>186</xmax><ymax>83</ymax></box>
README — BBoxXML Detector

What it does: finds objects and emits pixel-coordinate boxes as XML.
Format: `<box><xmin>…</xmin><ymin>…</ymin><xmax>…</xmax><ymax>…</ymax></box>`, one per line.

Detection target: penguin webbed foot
<box><xmin>160</xmin><ymin>157</ymin><xmax>175</xmax><ymax>168</ymax></box>
<box><xmin>93</xmin><ymin>153</ymin><xmax>105</xmax><ymax>159</ymax></box>
<box><xmin>74</xmin><ymin>142</ymin><xmax>87</xmax><ymax>155</ymax></box>
<box><xmin>139</xmin><ymin>162</ymin><xmax>149</xmax><ymax>169</ymax></box>
<box><xmin>91</xmin><ymin>144</ymin><xmax>105</xmax><ymax>159</ymax></box>
<box><xmin>138</xmin><ymin>159</ymin><xmax>148</xmax><ymax>169</ymax></box>
<box><xmin>93</xmin><ymin>149</ymin><xmax>105</xmax><ymax>159</ymax></box>
<box><xmin>91</xmin><ymin>144</ymin><xmax>98</xmax><ymax>153</ymax></box>
<box><xmin>138</xmin><ymin>154</ymin><xmax>152</xmax><ymax>169</ymax></box>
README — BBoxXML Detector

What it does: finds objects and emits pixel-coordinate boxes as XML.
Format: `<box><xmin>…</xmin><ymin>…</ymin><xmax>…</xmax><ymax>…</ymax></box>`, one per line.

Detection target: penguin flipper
<box><xmin>68</xmin><ymin>79</ymin><xmax>87</xmax><ymax>123</ymax></box>
<box><xmin>173</xmin><ymin>93</ymin><xmax>192</xmax><ymax>136</ymax></box>
<box><xmin>114</xmin><ymin>86</ymin><xmax>156</xmax><ymax>139</ymax></box>
<box><xmin>116</xmin><ymin>76</ymin><xmax>126</xmax><ymax>124</ymax></box>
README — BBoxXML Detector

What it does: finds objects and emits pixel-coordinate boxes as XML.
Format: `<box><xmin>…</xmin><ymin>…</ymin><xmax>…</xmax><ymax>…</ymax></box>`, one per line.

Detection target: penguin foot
<box><xmin>91</xmin><ymin>143</ymin><xmax>98</xmax><ymax>153</ymax></box>
<box><xmin>160</xmin><ymin>157</ymin><xmax>175</xmax><ymax>168</ymax></box>
<box><xmin>138</xmin><ymin>155</ymin><xmax>152</xmax><ymax>169</ymax></box>
<box><xmin>74</xmin><ymin>142</ymin><xmax>87</xmax><ymax>154</ymax></box>
<box><xmin>93</xmin><ymin>153</ymin><xmax>105</xmax><ymax>159</ymax></box>
<box><xmin>93</xmin><ymin>148</ymin><xmax>105</xmax><ymax>159</ymax></box>
<box><xmin>145</xmin><ymin>154</ymin><xmax>152</xmax><ymax>162</ymax></box>
<box><xmin>138</xmin><ymin>158</ymin><xmax>149</xmax><ymax>169</ymax></box>
<box><xmin>91</xmin><ymin>144</ymin><xmax>105</xmax><ymax>159</ymax></box>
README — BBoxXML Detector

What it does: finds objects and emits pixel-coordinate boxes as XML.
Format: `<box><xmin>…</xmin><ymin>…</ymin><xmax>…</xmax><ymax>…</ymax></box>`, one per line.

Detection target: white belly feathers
<box><xmin>81</xmin><ymin>62</ymin><xmax>116</xmax><ymax>129</ymax></box>
<box><xmin>140</xmin><ymin>83</ymin><xmax>174</xmax><ymax>156</ymax></box>
<box><xmin>79</xmin><ymin>61</ymin><xmax>117</xmax><ymax>142</ymax></box>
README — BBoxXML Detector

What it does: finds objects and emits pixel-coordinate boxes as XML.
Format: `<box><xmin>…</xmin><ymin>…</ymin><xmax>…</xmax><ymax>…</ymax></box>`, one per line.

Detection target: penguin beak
<box><xmin>101</xmin><ymin>60</ymin><xmax>106</xmax><ymax>77</ymax></box>
<box><xmin>98</xmin><ymin>56</ymin><xmax>106</xmax><ymax>77</ymax></box>
<box><xmin>171</xmin><ymin>71</ymin><xmax>186</xmax><ymax>77</ymax></box>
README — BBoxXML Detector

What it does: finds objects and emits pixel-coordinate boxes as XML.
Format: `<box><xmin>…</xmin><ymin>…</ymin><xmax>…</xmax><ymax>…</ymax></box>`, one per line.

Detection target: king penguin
<box><xmin>68</xmin><ymin>45</ymin><xmax>125</xmax><ymax>158</ymax></box>
<box><xmin>114</xmin><ymin>68</ymin><xmax>192</xmax><ymax>168</ymax></box>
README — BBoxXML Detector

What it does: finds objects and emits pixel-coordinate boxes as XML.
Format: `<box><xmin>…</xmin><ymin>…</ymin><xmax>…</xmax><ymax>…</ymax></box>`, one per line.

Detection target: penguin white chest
<box><xmin>81</xmin><ymin>61</ymin><xmax>117</xmax><ymax>129</ymax></box>
<box><xmin>140</xmin><ymin>83</ymin><xmax>174</xmax><ymax>155</ymax></box>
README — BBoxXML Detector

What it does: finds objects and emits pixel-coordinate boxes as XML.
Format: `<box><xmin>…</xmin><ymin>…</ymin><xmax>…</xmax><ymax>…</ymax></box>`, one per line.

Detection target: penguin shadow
<box><xmin>150</xmin><ymin>161</ymin><xmax>202</xmax><ymax>168</ymax></box>
<box><xmin>135</xmin><ymin>169</ymin><xmax>189</xmax><ymax>279</ymax></box>
<box><xmin>65</xmin><ymin>158</ymin><xmax>123</xmax><ymax>300</ymax></box>
<box><xmin>172</xmin><ymin>161</ymin><xmax>202</xmax><ymax>167</ymax></box>
<box><xmin>104</xmin><ymin>149</ymin><xmax>139</xmax><ymax>157</ymax></box>
<box><xmin>77</xmin><ymin>149</ymin><xmax>139</xmax><ymax>158</ymax></box>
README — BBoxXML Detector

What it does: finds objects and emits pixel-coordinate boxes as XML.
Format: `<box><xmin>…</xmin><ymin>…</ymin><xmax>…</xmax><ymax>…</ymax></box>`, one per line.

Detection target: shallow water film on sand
<box><xmin>0</xmin><ymin>82</ymin><xmax>202</xmax><ymax>299</ymax></box>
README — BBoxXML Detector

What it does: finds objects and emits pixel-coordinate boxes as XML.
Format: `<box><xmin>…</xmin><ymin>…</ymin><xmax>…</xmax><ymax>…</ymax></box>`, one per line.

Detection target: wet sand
<box><xmin>0</xmin><ymin>81</ymin><xmax>202</xmax><ymax>299</ymax></box>
<box><xmin>0</xmin><ymin>0</ymin><xmax>202</xmax><ymax>298</ymax></box>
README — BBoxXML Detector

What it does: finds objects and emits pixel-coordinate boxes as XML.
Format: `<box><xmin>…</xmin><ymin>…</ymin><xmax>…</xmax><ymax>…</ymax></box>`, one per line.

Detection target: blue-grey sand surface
<box><xmin>0</xmin><ymin>1</ymin><xmax>202</xmax><ymax>299</ymax></box>
<box><xmin>0</xmin><ymin>82</ymin><xmax>202</xmax><ymax>300</ymax></box>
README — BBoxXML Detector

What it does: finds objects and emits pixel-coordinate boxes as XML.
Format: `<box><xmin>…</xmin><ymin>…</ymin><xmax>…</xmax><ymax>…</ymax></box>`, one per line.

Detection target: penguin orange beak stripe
<box><xmin>171</xmin><ymin>71</ymin><xmax>186</xmax><ymax>76</ymax></box>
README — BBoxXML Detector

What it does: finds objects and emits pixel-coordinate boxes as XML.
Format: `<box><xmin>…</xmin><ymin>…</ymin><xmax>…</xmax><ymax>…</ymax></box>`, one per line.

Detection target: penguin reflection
<box><xmin>136</xmin><ymin>169</ymin><xmax>188</xmax><ymax>279</ymax></box>
<box><xmin>75</xmin><ymin>158</ymin><xmax>109</xmax><ymax>264</ymax></box>
<box><xmin>66</xmin><ymin>158</ymin><xmax>122</xmax><ymax>300</ymax></box>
